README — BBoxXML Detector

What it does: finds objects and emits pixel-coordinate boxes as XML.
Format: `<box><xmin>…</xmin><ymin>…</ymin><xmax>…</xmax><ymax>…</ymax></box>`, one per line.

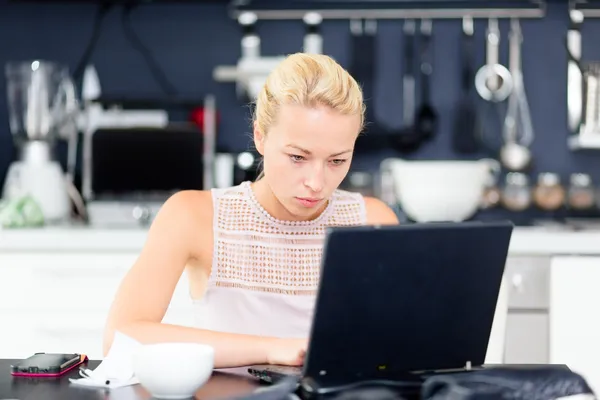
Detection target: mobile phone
<box><xmin>10</xmin><ymin>353</ymin><xmax>88</xmax><ymax>377</ymax></box>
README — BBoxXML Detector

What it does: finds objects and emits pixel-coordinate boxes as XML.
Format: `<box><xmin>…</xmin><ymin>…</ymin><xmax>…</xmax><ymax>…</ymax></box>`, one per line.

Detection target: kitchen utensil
<box><xmin>452</xmin><ymin>16</ymin><xmax>482</xmax><ymax>154</ymax></box>
<box><xmin>475</xmin><ymin>18</ymin><xmax>513</xmax><ymax>103</ymax></box>
<box><xmin>414</xmin><ymin>18</ymin><xmax>438</xmax><ymax>140</ymax></box>
<box><xmin>565</xmin><ymin>9</ymin><xmax>600</xmax><ymax>143</ymax></box>
<box><xmin>580</xmin><ymin>63</ymin><xmax>600</xmax><ymax>136</ymax></box>
<box><xmin>391</xmin><ymin>18</ymin><xmax>426</xmax><ymax>152</ymax></box>
<box><xmin>499</xmin><ymin>18</ymin><xmax>534</xmax><ymax>172</ymax></box>
<box><xmin>567</xmin><ymin>9</ymin><xmax>584</xmax><ymax>134</ymax></box>
<box><xmin>303</xmin><ymin>12</ymin><xmax>323</xmax><ymax>54</ymax></box>
<box><xmin>381</xmin><ymin>157</ymin><xmax>500</xmax><ymax>222</ymax></box>
<box><xmin>402</xmin><ymin>19</ymin><xmax>417</xmax><ymax>132</ymax></box>
<box><xmin>349</xmin><ymin>19</ymin><xmax>424</xmax><ymax>154</ymax></box>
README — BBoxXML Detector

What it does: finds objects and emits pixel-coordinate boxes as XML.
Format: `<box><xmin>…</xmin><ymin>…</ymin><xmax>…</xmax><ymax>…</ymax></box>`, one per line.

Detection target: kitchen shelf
<box><xmin>571</xmin><ymin>0</ymin><xmax>600</xmax><ymax>18</ymax></box>
<box><xmin>568</xmin><ymin>134</ymin><xmax>600</xmax><ymax>150</ymax></box>
<box><xmin>229</xmin><ymin>0</ymin><xmax>546</xmax><ymax>20</ymax></box>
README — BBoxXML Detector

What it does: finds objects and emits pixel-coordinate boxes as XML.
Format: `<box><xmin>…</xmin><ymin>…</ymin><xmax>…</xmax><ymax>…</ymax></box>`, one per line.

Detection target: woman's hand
<box><xmin>266</xmin><ymin>338</ymin><xmax>308</xmax><ymax>366</ymax></box>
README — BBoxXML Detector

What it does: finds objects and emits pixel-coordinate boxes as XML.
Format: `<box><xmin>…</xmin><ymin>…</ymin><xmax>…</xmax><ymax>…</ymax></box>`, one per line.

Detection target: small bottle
<box><xmin>568</xmin><ymin>173</ymin><xmax>595</xmax><ymax>210</ymax></box>
<box><xmin>533</xmin><ymin>173</ymin><xmax>565</xmax><ymax>211</ymax></box>
<box><xmin>481</xmin><ymin>185</ymin><xmax>501</xmax><ymax>209</ymax></box>
<box><xmin>501</xmin><ymin>173</ymin><xmax>531</xmax><ymax>211</ymax></box>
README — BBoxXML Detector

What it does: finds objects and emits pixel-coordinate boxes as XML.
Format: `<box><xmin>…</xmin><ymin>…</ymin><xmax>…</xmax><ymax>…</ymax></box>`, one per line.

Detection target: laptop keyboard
<box><xmin>264</xmin><ymin>366</ymin><xmax>302</xmax><ymax>375</ymax></box>
<box><xmin>248</xmin><ymin>365</ymin><xmax>302</xmax><ymax>384</ymax></box>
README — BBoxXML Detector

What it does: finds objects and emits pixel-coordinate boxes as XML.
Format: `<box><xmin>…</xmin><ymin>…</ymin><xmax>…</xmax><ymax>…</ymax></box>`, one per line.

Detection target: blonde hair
<box><xmin>253</xmin><ymin>52</ymin><xmax>365</xmax><ymax>179</ymax></box>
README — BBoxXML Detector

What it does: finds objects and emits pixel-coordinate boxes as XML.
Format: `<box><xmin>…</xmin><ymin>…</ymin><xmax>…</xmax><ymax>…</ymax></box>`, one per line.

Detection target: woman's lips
<box><xmin>295</xmin><ymin>197</ymin><xmax>322</xmax><ymax>208</ymax></box>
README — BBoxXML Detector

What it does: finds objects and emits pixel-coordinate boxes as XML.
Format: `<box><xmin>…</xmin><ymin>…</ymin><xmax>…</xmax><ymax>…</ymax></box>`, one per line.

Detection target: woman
<box><xmin>103</xmin><ymin>52</ymin><xmax>399</xmax><ymax>369</ymax></box>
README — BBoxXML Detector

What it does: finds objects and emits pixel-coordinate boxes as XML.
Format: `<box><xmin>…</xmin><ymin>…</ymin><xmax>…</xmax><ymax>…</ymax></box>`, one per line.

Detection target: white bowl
<box><xmin>382</xmin><ymin>158</ymin><xmax>500</xmax><ymax>222</ymax></box>
<box><xmin>132</xmin><ymin>342</ymin><xmax>214</xmax><ymax>399</ymax></box>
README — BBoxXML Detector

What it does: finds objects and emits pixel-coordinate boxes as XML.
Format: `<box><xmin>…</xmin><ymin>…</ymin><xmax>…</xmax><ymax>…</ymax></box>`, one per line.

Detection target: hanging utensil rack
<box><xmin>571</xmin><ymin>0</ymin><xmax>600</xmax><ymax>18</ymax></box>
<box><xmin>228</xmin><ymin>0</ymin><xmax>546</xmax><ymax>20</ymax></box>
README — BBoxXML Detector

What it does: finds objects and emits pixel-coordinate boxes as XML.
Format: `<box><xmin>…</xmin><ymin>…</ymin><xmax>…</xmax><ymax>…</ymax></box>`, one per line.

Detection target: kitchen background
<box><xmin>2</xmin><ymin>1</ymin><xmax>600</xmax><ymax>386</ymax></box>
<box><xmin>2</xmin><ymin>0</ymin><xmax>600</xmax><ymax>226</ymax></box>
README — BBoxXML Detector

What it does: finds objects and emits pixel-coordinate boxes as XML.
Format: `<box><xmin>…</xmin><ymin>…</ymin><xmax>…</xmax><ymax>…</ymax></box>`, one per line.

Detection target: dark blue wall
<box><xmin>1</xmin><ymin>0</ymin><xmax>600</xmax><ymax>193</ymax></box>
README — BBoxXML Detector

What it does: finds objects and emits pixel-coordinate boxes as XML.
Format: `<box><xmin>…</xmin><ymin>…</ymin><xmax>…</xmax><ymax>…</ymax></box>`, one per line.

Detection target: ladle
<box><xmin>475</xmin><ymin>18</ymin><xmax>513</xmax><ymax>103</ymax></box>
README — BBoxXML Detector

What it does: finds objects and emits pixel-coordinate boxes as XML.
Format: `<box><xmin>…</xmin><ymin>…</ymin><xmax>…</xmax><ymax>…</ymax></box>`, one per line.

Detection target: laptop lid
<box><xmin>302</xmin><ymin>221</ymin><xmax>514</xmax><ymax>387</ymax></box>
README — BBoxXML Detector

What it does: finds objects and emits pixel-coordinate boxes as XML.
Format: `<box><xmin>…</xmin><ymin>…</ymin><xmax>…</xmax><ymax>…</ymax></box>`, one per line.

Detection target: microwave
<box><xmin>82</xmin><ymin>124</ymin><xmax>261</xmax><ymax>226</ymax></box>
<box><xmin>82</xmin><ymin>124</ymin><xmax>206</xmax><ymax>202</ymax></box>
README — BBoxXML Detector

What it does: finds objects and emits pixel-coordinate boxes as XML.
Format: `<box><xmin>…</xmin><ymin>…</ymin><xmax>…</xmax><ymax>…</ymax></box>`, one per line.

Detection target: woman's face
<box><xmin>254</xmin><ymin>104</ymin><xmax>361</xmax><ymax>220</ymax></box>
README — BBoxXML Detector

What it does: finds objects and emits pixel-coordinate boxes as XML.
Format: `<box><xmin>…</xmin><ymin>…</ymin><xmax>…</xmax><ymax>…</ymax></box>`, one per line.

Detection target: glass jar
<box><xmin>533</xmin><ymin>173</ymin><xmax>565</xmax><ymax>211</ymax></box>
<box><xmin>501</xmin><ymin>173</ymin><xmax>531</xmax><ymax>211</ymax></box>
<box><xmin>481</xmin><ymin>185</ymin><xmax>501</xmax><ymax>209</ymax></box>
<box><xmin>567</xmin><ymin>173</ymin><xmax>595</xmax><ymax>210</ymax></box>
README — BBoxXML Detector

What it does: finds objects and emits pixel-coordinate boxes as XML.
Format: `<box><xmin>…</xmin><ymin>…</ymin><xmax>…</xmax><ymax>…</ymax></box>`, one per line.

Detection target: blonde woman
<box><xmin>103</xmin><ymin>53</ymin><xmax>399</xmax><ymax>369</ymax></box>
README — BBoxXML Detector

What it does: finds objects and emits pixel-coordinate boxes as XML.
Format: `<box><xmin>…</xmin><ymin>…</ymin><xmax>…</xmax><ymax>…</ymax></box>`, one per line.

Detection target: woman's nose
<box><xmin>304</xmin><ymin>166</ymin><xmax>325</xmax><ymax>193</ymax></box>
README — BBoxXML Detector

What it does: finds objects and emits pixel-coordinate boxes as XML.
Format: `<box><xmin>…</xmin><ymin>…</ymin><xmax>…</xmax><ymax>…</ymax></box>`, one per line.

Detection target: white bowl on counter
<box><xmin>382</xmin><ymin>158</ymin><xmax>500</xmax><ymax>223</ymax></box>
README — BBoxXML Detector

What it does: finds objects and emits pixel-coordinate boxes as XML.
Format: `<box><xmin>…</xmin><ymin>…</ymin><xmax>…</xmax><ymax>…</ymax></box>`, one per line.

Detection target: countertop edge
<box><xmin>1</xmin><ymin>227</ymin><xmax>600</xmax><ymax>256</ymax></box>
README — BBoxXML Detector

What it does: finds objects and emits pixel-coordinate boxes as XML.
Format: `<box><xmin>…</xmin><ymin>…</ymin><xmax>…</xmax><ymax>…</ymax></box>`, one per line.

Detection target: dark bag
<box><xmin>232</xmin><ymin>367</ymin><xmax>595</xmax><ymax>400</ymax></box>
<box><xmin>421</xmin><ymin>367</ymin><xmax>595</xmax><ymax>400</ymax></box>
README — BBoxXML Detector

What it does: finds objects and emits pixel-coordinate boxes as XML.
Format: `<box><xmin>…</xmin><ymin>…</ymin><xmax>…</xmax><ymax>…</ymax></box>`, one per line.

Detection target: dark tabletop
<box><xmin>0</xmin><ymin>359</ymin><xmax>262</xmax><ymax>400</ymax></box>
<box><xmin>0</xmin><ymin>358</ymin><xmax>575</xmax><ymax>400</ymax></box>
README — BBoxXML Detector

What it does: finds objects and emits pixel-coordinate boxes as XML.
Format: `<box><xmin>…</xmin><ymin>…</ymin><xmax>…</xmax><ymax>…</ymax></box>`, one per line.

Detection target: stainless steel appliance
<box><xmin>83</xmin><ymin>124</ymin><xmax>206</xmax><ymax>227</ymax></box>
<box><xmin>81</xmin><ymin>94</ymin><xmax>219</xmax><ymax>227</ymax></box>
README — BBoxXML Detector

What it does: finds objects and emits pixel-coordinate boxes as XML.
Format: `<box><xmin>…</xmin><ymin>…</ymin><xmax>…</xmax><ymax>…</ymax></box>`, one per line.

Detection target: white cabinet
<box><xmin>0</xmin><ymin>251</ymin><xmax>193</xmax><ymax>360</ymax></box>
<box><xmin>550</xmin><ymin>256</ymin><xmax>600</xmax><ymax>395</ymax></box>
<box><xmin>503</xmin><ymin>256</ymin><xmax>550</xmax><ymax>364</ymax></box>
<box><xmin>0</xmin><ymin>252</ymin><xmax>136</xmax><ymax>311</ymax></box>
<box><xmin>505</xmin><ymin>313</ymin><xmax>549</xmax><ymax>364</ymax></box>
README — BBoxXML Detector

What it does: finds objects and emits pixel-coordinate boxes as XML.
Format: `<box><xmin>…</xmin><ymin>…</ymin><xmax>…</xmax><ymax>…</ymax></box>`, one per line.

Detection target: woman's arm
<box><xmin>102</xmin><ymin>190</ymin><xmax>305</xmax><ymax>368</ymax></box>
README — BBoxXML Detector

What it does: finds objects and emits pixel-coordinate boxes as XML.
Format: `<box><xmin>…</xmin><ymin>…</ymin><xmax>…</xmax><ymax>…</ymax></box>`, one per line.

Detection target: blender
<box><xmin>2</xmin><ymin>60</ymin><xmax>79</xmax><ymax>223</ymax></box>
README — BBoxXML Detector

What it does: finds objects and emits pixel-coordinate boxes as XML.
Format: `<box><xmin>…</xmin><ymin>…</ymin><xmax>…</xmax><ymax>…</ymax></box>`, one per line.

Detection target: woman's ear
<box><xmin>253</xmin><ymin>121</ymin><xmax>265</xmax><ymax>156</ymax></box>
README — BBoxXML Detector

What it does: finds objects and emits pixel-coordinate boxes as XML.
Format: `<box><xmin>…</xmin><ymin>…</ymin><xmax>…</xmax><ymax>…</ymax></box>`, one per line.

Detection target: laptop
<box><xmin>247</xmin><ymin>221</ymin><xmax>514</xmax><ymax>396</ymax></box>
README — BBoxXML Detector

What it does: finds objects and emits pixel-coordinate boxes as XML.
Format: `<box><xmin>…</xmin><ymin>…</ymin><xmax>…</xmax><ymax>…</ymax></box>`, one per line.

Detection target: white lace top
<box><xmin>192</xmin><ymin>181</ymin><xmax>367</xmax><ymax>338</ymax></box>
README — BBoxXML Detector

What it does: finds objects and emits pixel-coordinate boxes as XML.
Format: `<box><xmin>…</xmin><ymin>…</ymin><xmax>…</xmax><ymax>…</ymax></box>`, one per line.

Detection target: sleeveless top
<box><xmin>192</xmin><ymin>181</ymin><xmax>367</xmax><ymax>339</ymax></box>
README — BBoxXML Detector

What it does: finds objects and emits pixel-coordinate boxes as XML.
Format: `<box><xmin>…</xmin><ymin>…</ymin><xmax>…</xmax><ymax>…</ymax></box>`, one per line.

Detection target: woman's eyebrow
<box><xmin>285</xmin><ymin>144</ymin><xmax>352</xmax><ymax>157</ymax></box>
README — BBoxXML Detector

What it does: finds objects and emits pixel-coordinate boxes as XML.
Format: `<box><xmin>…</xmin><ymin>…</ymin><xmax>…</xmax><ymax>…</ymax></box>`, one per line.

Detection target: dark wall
<box><xmin>2</xmin><ymin>0</ymin><xmax>600</xmax><ymax>191</ymax></box>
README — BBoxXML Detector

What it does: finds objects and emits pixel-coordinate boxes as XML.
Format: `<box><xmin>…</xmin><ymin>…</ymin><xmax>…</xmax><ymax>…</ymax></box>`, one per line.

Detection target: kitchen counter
<box><xmin>0</xmin><ymin>226</ymin><xmax>149</xmax><ymax>252</ymax></box>
<box><xmin>506</xmin><ymin>227</ymin><xmax>600</xmax><ymax>255</ymax></box>
<box><xmin>0</xmin><ymin>225</ymin><xmax>600</xmax><ymax>256</ymax></box>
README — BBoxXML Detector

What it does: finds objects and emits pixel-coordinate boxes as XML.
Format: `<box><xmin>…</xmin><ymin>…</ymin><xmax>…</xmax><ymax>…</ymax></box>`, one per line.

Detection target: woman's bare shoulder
<box><xmin>161</xmin><ymin>189</ymin><xmax>213</xmax><ymax>223</ymax></box>
<box><xmin>148</xmin><ymin>190</ymin><xmax>214</xmax><ymax>251</ymax></box>
<box><xmin>362</xmin><ymin>196</ymin><xmax>399</xmax><ymax>225</ymax></box>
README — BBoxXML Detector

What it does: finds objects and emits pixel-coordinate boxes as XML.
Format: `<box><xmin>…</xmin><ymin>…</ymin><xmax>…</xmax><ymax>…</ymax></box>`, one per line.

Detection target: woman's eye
<box><xmin>290</xmin><ymin>154</ymin><xmax>305</xmax><ymax>162</ymax></box>
<box><xmin>331</xmin><ymin>159</ymin><xmax>347</xmax><ymax>166</ymax></box>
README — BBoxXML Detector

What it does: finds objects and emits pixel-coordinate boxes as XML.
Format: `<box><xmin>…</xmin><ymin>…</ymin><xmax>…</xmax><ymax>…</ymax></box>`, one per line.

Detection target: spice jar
<box><xmin>568</xmin><ymin>173</ymin><xmax>595</xmax><ymax>210</ymax></box>
<box><xmin>533</xmin><ymin>173</ymin><xmax>565</xmax><ymax>211</ymax></box>
<box><xmin>501</xmin><ymin>173</ymin><xmax>531</xmax><ymax>211</ymax></box>
<box><xmin>481</xmin><ymin>185</ymin><xmax>501</xmax><ymax>209</ymax></box>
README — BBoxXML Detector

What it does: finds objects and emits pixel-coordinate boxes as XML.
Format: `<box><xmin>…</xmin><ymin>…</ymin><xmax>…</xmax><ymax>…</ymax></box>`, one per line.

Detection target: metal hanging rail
<box><xmin>572</xmin><ymin>0</ymin><xmax>600</xmax><ymax>18</ymax></box>
<box><xmin>229</xmin><ymin>0</ymin><xmax>546</xmax><ymax>20</ymax></box>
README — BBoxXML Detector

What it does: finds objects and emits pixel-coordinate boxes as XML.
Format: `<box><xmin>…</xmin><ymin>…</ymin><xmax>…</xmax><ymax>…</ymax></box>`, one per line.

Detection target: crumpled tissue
<box><xmin>69</xmin><ymin>331</ymin><xmax>141</xmax><ymax>389</ymax></box>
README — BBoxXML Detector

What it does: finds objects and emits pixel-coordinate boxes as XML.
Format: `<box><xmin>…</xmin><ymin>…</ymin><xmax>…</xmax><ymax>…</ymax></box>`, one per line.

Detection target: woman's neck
<box><xmin>250</xmin><ymin>179</ymin><xmax>328</xmax><ymax>222</ymax></box>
